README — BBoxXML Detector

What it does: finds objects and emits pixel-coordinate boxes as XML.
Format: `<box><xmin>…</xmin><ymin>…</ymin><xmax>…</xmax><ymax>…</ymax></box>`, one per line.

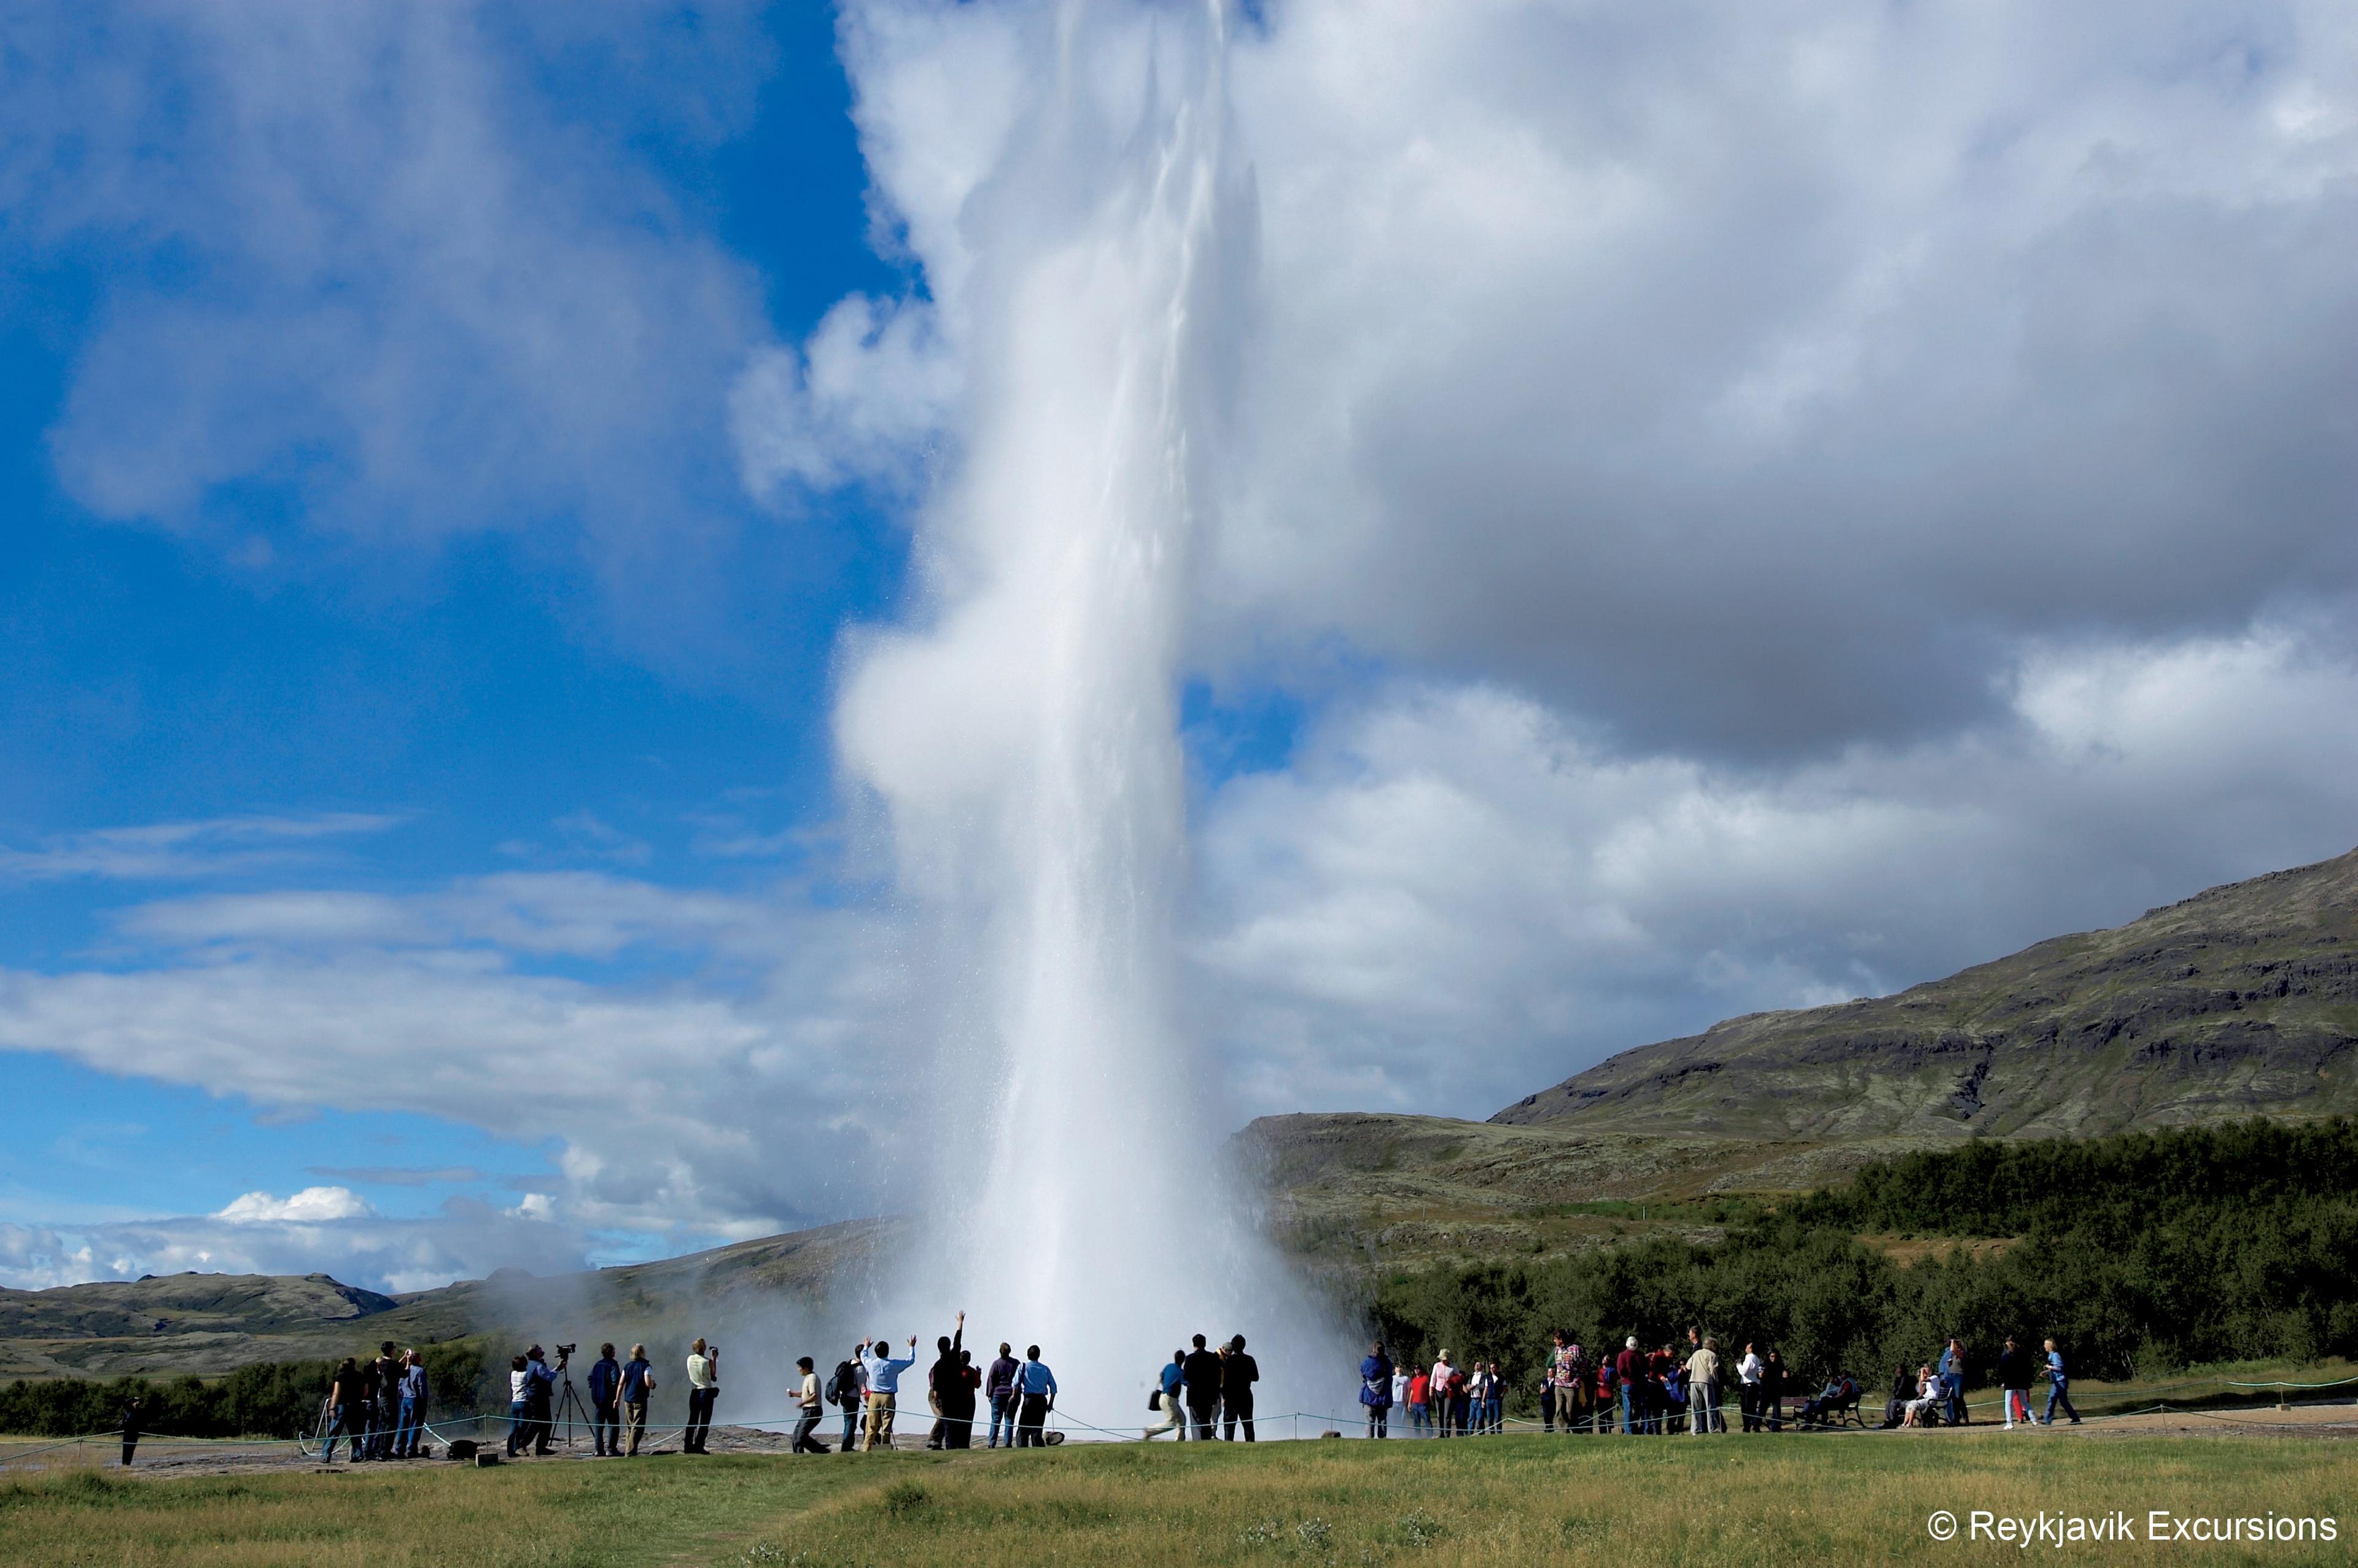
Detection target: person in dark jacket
<box><xmin>1996</xmin><ymin>1337</ymin><xmax>2033</xmax><ymax>1429</ymax></box>
<box><xmin>1883</xmin><ymin>1363</ymin><xmax>1915</xmax><ymax>1428</ymax></box>
<box><xmin>370</xmin><ymin>1341</ymin><xmax>402</xmax><ymax>1459</ymax></box>
<box><xmin>587</xmin><ymin>1343</ymin><xmax>623</xmax><ymax>1456</ymax></box>
<box><xmin>322</xmin><ymin>1359</ymin><xmax>361</xmax><ymax>1462</ymax></box>
<box><xmin>1764</xmin><ymin>1349</ymin><xmax>1787</xmax><ymax>1432</ymax></box>
<box><xmin>1220</xmin><ymin>1335</ymin><xmax>1260</xmax><ymax>1441</ymax></box>
<box><xmin>1360</xmin><ymin>1341</ymin><xmax>1395</xmax><ymax>1438</ymax></box>
<box><xmin>1181</xmin><ymin>1335</ymin><xmax>1224</xmax><ymax>1440</ymax></box>
<box><xmin>119</xmin><ymin>1394</ymin><xmax>142</xmax><ymax>1467</ymax></box>
<box><xmin>926</xmin><ymin>1311</ymin><xmax>966</xmax><ymax>1450</ymax></box>
<box><xmin>986</xmin><ymin>1342</ymin><xmax>1021</xmax><ymax>1449</ymax></box>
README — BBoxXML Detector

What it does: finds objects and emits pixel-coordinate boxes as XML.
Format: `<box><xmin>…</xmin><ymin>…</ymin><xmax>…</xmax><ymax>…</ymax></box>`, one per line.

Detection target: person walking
<box><xmin>1738</xmin><ymin>1342</ymin><xmax>1764</xmax><ymax>1432</ymax></box>
<box><xmin>119</xmin><ymin>1394</ymin><xmax>142</xmax><ymax>1468</ymax></box>
<box><xmin>321</xmin><ymin>1359</ymin><xmax>361</xmax><ymax>1462</ymax></box>
<box><xmin>1996</xmin><ymin>1337</ymin><xmax>2032</xmax><ymax>1430</ymax></box>
<box><xmin>683</xmin><ymin>1338</ymin><xmax>718</xmax><ymax>1454</ymax></box>
<box><xmin>620</xmin><ymin>1343</ymin><xmax>655</xmax><ymax>1456</ymax></box>
<box><xmin>586</xmin><ymin>1343</ymin><xmax>622</xmax><ymax>1457</ymax></box>
<box><xmin>1614</xmin><ymin>1338</ymin><xmax>1643</xmax><ymax>1435</ymax></box>
<box><xmin>1686</xmin><ymin>1338</ymin><xmax>1722</xmax><ymax>1434</ymax></box>
<box><xmin>1182</xmin><ymin>1334</ymin><xmax>1224</xmax><ymax>1442</ymax></box>
<box><xmin>1360</xmin><ymin>1341</ymin><xmax>1394</xmax><ymax>1438</ymax></box>
<box><xmin>2040</xmin><ymin>1340</ymin><xmax>2082</xmax><ymax>1425</ymax></box>
<box><xmin>792</xmin><ymin>1356</ymin><xmax>831</xmax><ymax>1453</ymax></box>
<box><xmin>986</xmin><ymin>1342</ymin><xmax>1021</xmax><ymax>1449</ymax></box>
<box><xmin>1013</xmin><ymin>1345</ymin><xmax>1057</xmax><ymax>1447</ymax></box>
<box><xmin>1221</xmin><ymin>1335</ymin><xmax>1260</xmax><ymax>1442</ymax></box>
<box><xmin>1145</xmin><ymin>1349</ymin><xmax>1188</xmax><ymax>1439</ymax></box>
<box><xmin>926</xmin><ymin>1311</ymin><xmax>966</xmax><ymax>1450</ymax></box>
<box><xmin>860</xmin><ymin>1333</ymin><xmax>917</xmax><ymax>1452</ymax></box>
<box><xmin>1406</xmin><ymin>1367</ymin><xmax>1431</xmax><ymax>1435</ymax></box>
<box><xmin>395</xmin><ymin>1349</ymin><xmax>429</xmax><ymax>1457</ymax></box>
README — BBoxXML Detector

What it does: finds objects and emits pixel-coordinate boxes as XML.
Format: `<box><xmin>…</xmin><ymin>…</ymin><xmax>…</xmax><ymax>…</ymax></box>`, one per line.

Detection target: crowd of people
<box><xmin>299</xmin><ymin>1317</ymin><xmax>2089</xmax><ymax>1463</ymax></box>
<box><xmin>1142</xmin><ymin>1333</ymin><xmax>1261</xmax><ymax>1441</ymax></box>
<box><xmin>1354</xmin><ymin>1329</ymin><xmax>2089</xmax><ymax>1437</ymax></box>
<box><xmin>317</xmin><ymin>1341</ymin><xmax>431</xmax><ymax>1461</ymax></box>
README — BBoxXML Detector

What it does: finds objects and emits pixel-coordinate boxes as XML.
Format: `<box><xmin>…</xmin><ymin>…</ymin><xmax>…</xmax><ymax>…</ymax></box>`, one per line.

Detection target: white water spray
<box><xmin>836</xmin><ymin>1</ymin><xmax>1344</xmax><ymax>1426</ymax></box>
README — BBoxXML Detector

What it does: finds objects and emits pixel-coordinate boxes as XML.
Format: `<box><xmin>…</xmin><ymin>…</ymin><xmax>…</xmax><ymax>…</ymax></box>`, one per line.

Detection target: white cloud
<box><xmin>214</xmin><ymin>1186</ymin><xmax>375</xmax><ymax>1224</ymax></box>
<box><xmin>0</xmin><ymin>813</ymin><xmax>399</xmax><ymax>883</ymax></box>
<box><xmin>2</xmin><ymin>1</ymin><xmax>786</xmax><ymax>659</ymax></box>
<box><xmin>1191</xmin><ymin>627</ymin><xmax>2358</xmax><ymax>1117</ymax></box>
<box><xmin>0</xmin><ymin>869</ymin><xmax>917</xmax><ymax>1280</ymax></box>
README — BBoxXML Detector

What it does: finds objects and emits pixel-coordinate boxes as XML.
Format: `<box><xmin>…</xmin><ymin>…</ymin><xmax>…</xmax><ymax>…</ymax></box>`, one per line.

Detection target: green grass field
<box><xmin>2</xmin><ymin>1427</ymin><xmax>2351</xmax><ymax>1567</ymax></box>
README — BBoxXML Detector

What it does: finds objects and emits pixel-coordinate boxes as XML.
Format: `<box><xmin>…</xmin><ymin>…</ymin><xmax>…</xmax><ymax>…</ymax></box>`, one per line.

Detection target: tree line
<box><xmin>1374</xmin><ymin>1117</ymin><xmax>2358</xmax><ymax>1396</ymax></box>
<box><xmin>0</xmin><ymin>1339</ymin><xmax>493</xmax><ymax>1440</ymax></box>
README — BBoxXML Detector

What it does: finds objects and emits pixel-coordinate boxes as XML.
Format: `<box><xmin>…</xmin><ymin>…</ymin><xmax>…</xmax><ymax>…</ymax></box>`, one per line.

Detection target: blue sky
<box><xmin>5</xmin><ymin>0</ymin><xmax>2357</xmax><ymax>1293</ymax></box>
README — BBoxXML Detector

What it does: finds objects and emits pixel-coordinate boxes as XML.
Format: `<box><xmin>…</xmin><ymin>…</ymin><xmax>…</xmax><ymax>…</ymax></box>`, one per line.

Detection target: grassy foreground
<box><xmin>2</xmin><ymin>1430</ymin><xmax>2351</xmax><ymax>1567</ymax></box>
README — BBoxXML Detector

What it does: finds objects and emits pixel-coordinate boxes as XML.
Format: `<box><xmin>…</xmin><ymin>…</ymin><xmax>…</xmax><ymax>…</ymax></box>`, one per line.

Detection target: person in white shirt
<box><xmin>792</xmin><ymin>1356</ymin><xmax>830</xmax><ymax>1453</ymax></box>
<box><xmin>683</xmin><ymin>1339</ymin><xmax>718</xmax><ymax>1454</ymax></box>
<box><xmin>1738</xmin><ymin>1342</ymin><xmax>1765</xmax><ymax>1432</ymax></box>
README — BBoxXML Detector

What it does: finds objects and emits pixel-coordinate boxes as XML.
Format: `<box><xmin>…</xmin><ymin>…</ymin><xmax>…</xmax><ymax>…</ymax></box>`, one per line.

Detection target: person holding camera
<box><xmin>683</xmin><ymin>1338</ymin><xmax>718</xmax><ymax>1454</ymax></box>
<box><xmin>522</xmin><ymin>1346</ymin><xmax>558</xmax><ymax>1455</ymax></box>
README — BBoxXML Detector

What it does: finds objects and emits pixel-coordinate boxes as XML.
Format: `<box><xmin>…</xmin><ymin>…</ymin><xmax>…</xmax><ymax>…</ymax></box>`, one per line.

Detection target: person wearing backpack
<box><xmin>1360</xmin><ymin>1341</ymin><xmax>1394</xmax><ymax>1438</ymax></box>
<box><xmin>830</xmin><ymin>1347</ymin><xmax>866</xmax><ymax>1453</ymax></box>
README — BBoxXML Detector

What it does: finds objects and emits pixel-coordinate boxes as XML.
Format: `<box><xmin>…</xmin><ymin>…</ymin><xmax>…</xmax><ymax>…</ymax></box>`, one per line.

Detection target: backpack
<box><xmin>829</xmin><ymin>1360</ymin><xmax>858</xmax><ymax>1408</ymax></box>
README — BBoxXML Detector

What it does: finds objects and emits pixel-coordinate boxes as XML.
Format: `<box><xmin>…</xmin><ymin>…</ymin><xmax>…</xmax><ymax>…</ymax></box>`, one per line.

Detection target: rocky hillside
<box><xmin>1497</xmin><ymin>845</ymin><xmax>2358</xmax><ymax>1139</ymax></box>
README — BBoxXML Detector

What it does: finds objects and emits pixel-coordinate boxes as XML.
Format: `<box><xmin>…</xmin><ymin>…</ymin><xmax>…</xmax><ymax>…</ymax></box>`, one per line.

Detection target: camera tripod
<box><xmin>547</xmin><ymin>1364</ymin><xmax>593</xmax><ymax>1450</ymax></box>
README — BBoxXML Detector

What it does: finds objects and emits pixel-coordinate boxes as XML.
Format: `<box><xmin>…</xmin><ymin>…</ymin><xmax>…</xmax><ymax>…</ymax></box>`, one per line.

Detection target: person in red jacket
<box><xmin>1614</xmin><ymin>1338</ymin><xmax>1643</xmax><ymax>1434</ymax></box>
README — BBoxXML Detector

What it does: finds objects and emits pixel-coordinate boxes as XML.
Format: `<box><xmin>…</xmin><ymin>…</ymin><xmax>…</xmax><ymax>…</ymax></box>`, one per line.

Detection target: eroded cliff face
<box><xmin>1494</xmin><ymin>847</ymin><xmax>2358</xmax><ymax>1141</ymax></box>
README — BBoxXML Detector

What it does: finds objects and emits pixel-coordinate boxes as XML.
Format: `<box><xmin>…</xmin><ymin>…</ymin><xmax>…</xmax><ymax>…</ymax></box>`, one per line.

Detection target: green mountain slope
<box><xmin>1496</xmin><ymin>845</ymin><xmax>2358</xmax><ymax>1139</ymax></box>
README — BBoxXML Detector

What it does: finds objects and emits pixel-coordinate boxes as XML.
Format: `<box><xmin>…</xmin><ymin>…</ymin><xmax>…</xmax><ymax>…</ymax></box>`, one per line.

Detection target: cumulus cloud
<box><xmin>0</xmin><ymin>1201</ymin><xmax>587</xmax><ymax>1295</ymax></box>
<box><xmin>214</xmin><ymin>1186</ymin><xmax>375</xmax><ymax>1224</ymax></box>
<box><xmin>0</xmin><ymin>871</ymin><xmax>917</xmax><ymax>1282</ymax></box>
<box><xmin>777</xmin><ymin>1</ymin><xmax>2358</xmax><ymax>758</ymax></box>
<box><xmin>1</xmin><ymin>0</ymin><xmax>784</xmax><ymax>656</ymax></box>
<box><xmin>1192</xmin><ymin>627</ymin><xmax>2358</xmax><ymax>1117</ymax></box>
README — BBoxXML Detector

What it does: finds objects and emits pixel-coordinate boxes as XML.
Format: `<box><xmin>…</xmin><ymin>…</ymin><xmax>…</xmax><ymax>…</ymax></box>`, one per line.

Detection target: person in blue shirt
<box><xmin>1014</xmin><ymin>1345</ymin><xmax>1058</xmax><ymax>1447</ymax></box>
<box><xmin>1939</xmin><ymin>1338</ymin><xmax>1966</xmax><ymax>1426</ymax></box>
<box><xmin>860</xmin><ymin>1333</ymin><xmax>918</xmax><ymax>1451</ymax></box>
<box><xmin>1360</xmin><ymin>1341</ymin><xmax>1395</xmax><ymax>1439</ymax></box>
<box><xmin>1144</xmin><ymin>1349</ymin><xmax>1187</xmax><ymax>1439</ymax></box>
<box><xmin>2040</xmin><ymin>1339</ymin><xmax>2082</xmax><ymax>1425</ymax></box>
<box><xmin>394</xmin><ymin>1351</ymin><xmax>429</xmax><ymax>1457</ymax></box>
<box><xmin>586</xmin><ymin>1343</ymin><xmax>623</xmax><ymax>1456</ymax></box>
<box><xmin>619</xmin><ymin>1344</ymin><xmax>655</xmax><ymax>1456</ymax></box>
<box><xmin>521</xmin><ymin>1347</ymin><xmax>557</xmax><ymax>1456</ymax></box>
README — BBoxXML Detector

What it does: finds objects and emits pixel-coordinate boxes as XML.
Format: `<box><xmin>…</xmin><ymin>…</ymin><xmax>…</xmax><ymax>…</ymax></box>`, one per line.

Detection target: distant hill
<box><xmin>1496</xmin><ymin>846</ymin><xmax>2358</xmax><ymax>1141</ymax></box>
<box><xmin>0</xmin><ymin>1219</ymin><xmax>897</xmax><ymax>1380</ymax></box>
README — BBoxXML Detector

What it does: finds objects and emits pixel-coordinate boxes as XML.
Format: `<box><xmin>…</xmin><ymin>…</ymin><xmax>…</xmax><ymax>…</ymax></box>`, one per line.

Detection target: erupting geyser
<box><xmin>836</xmin><ymin>0</ymin><xmax>1340</xmax><ymax>1426</ymax></box>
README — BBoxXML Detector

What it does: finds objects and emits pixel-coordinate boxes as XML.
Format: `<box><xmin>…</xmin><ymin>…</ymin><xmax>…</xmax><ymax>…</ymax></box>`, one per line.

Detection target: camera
<box><xmin>555</xmin><ymin>1343</ymin><xmax>576</xmax><ymax>1364</ymax></box>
